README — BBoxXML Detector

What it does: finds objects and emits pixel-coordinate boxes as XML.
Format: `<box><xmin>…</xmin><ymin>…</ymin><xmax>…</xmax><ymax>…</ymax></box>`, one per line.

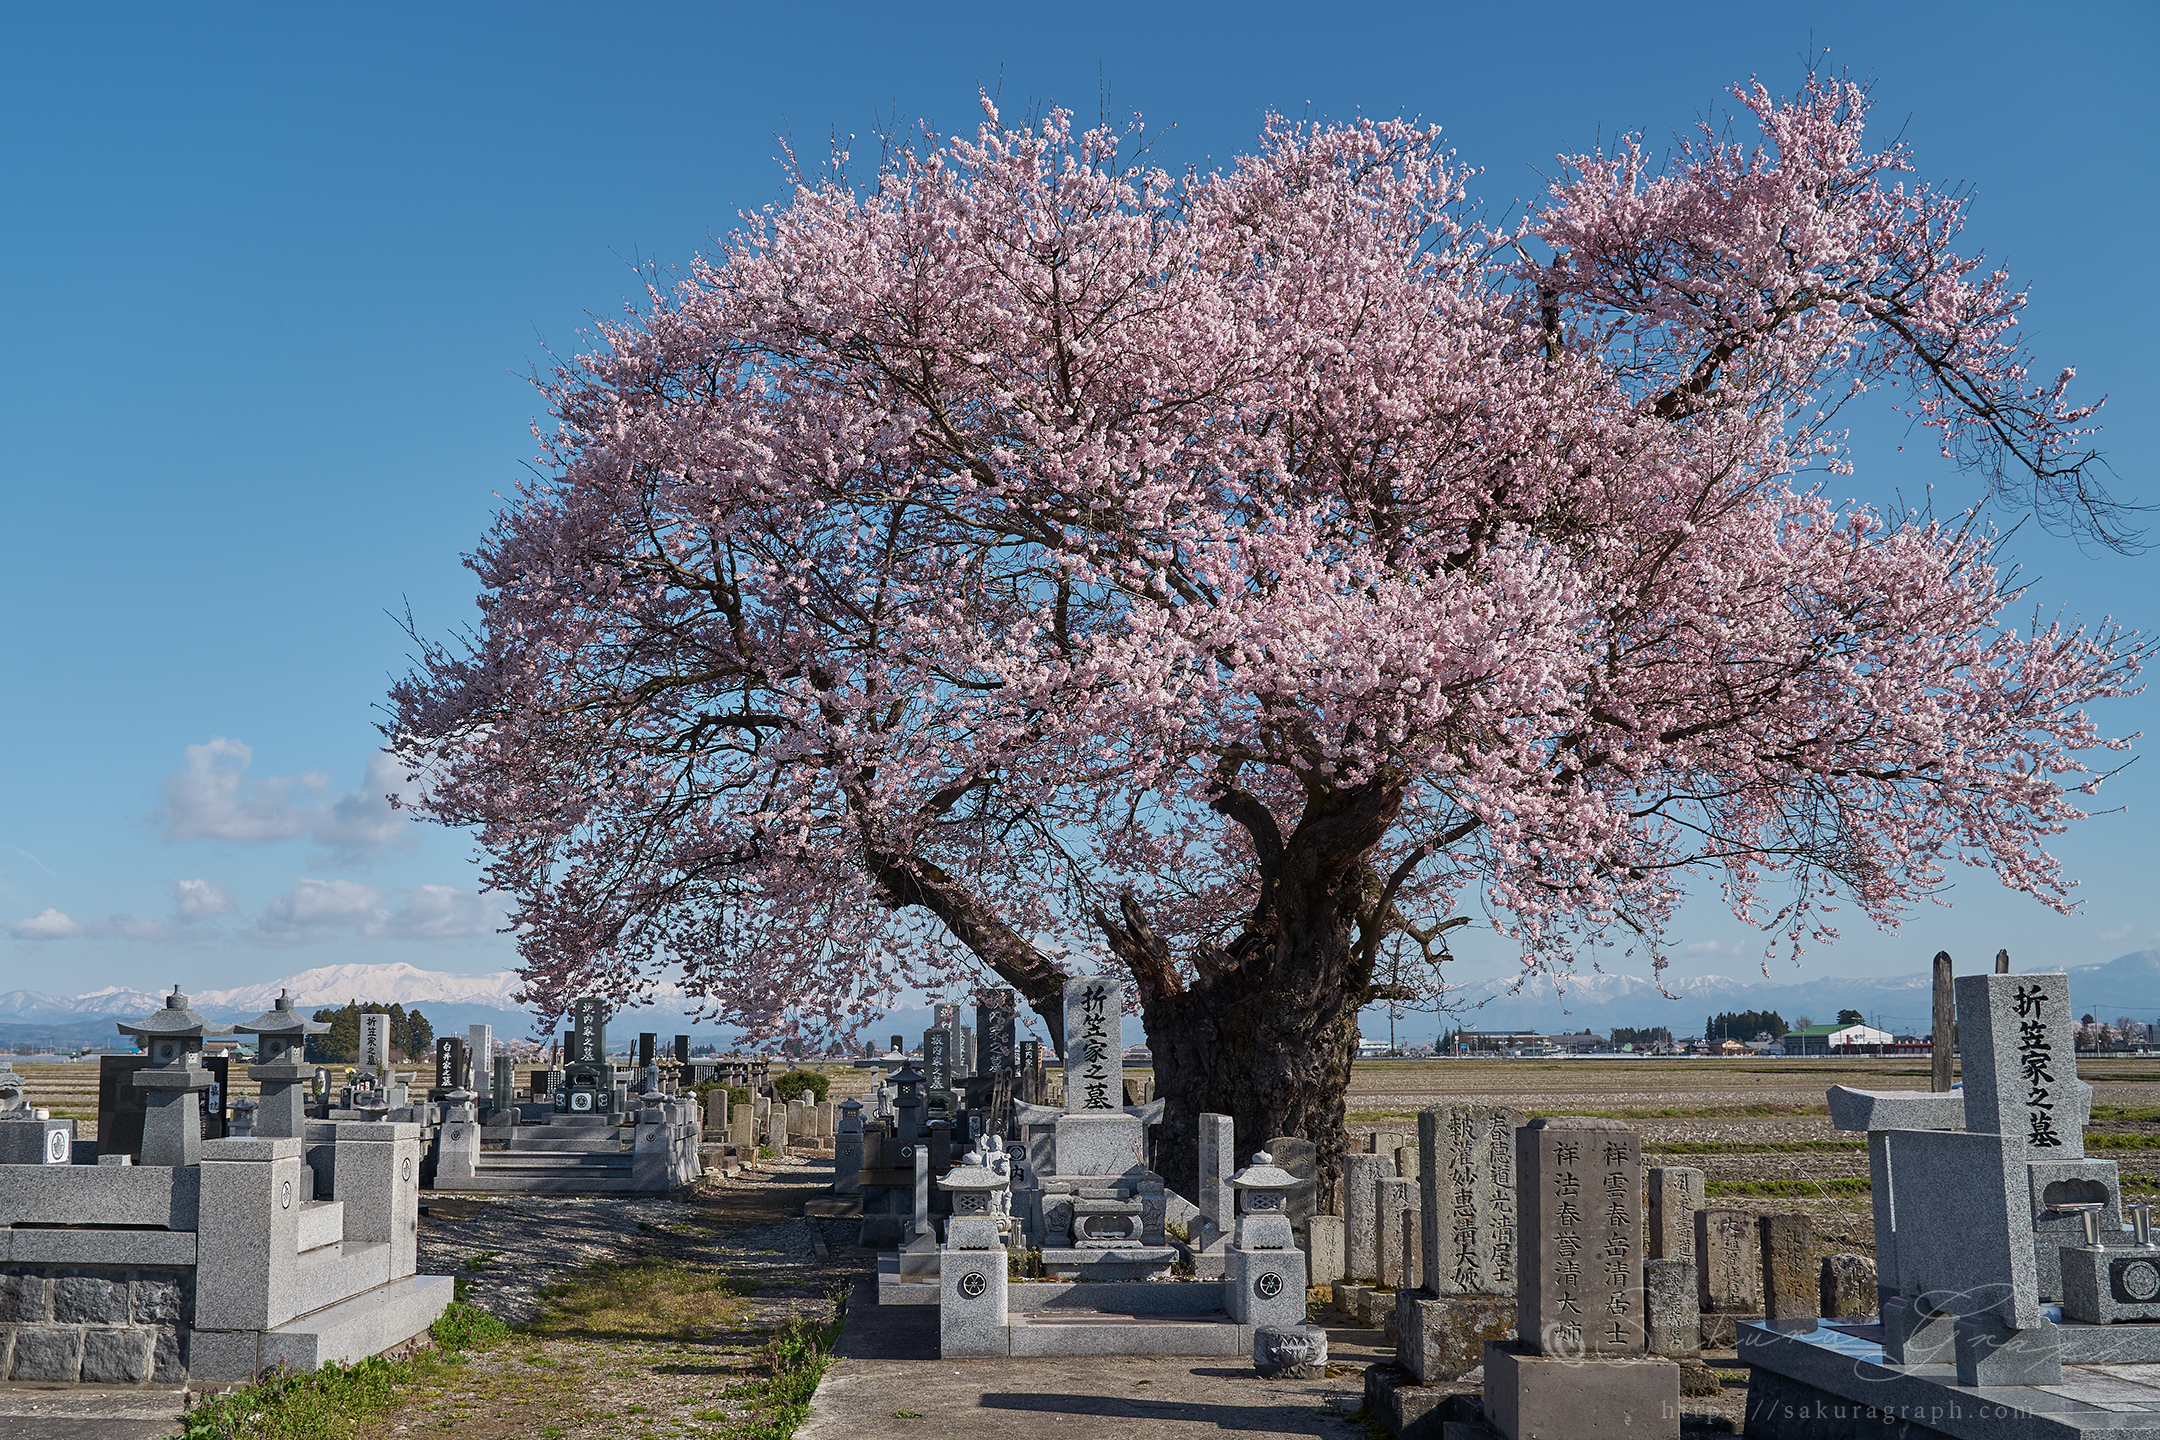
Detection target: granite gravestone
<box><xmin>465</xmin><ymin>1024</ymin><xmax>492</xmax><ymax>1092</ymax></box>
<box><xmin>1018</xmin><ymin>1040</ymin><xmax>1043</xmax><ymax>1103</ymax></box>
<box><xmin>1517</xmin><ymin>1117</ymin><xmax>1644</xmax><ymax>1357</ymax></box>
<box><xmin>1062</xmin><ymin>975</ymin><xmax>1122</xmax><ymax>1113</ymax></box>
<box><xmin>1647</xmin><ymin>1166</ymin><xmax>1704</xmax><ymax>1263</ymax></box>
<box><xmin>923</xmin><ymin>1029</ymin><xmax>954</xmax><ymax>1111</ymax></box>
<box><xmin>432</xmin><ymin>1037</ymin><xmax>467</xmax><ymax>1100</ymax></box>
<box><xmin>1264</xmin><ymin>1135</ymin><xmax>1319</xmax><ymax>1229</ymax></box>
<box><xmin>1694</xmin><ymin>1207</ymin><xmax>1761</xmax><ymax>1347</ymax></box>
<box><xmin>358</xmin><ymin>1014</ymin><xmax>392</xmax><ymax>1077</ymax></box>
<box><xmin>977</xmin><ymin>990</ymin><xmax>1016</xmax><ymax>1080</ymax></box>
<box><xmin>1758</xmin><ymin>1213</ymin><xmax>1817</xmax><ymax>1324</ymax></box>
<box><xmin>1484</xmin><ymin>1117</ymin><xmax>1676</xmax><ymax>1440</ymax></box>
<box><xmin>1422</xmin><ymin>1105</ymin><xmax>1521</xmax><ymax>1298</ymax></box>
<box><xmin>1344</xmin><ymin>1152</ymin><xmax>1396</xmax><ymax>1283</ymax></box>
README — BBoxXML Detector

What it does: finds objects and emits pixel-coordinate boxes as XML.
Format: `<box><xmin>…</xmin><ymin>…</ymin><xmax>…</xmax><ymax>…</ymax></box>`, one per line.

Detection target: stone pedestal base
<box><xmin>1362</xmin><ymin>1363</ymin><xmax>1484</xmax><ymax>1439</ymax></box>
<box><xmin>1880</xmin><ymin>1295</ymin><xmax>1954</xmax><ymax>1365</ymax></box>
<box><xmin>1952</xmin><ymin>1313</ymin><xmax>2062</xmax><ymax>1386</ymax></box>
<box><xmin>1396</xmin><ymin>1292</ymin><xmax>1514</xmax><ymax>1381</ymax></box>
<box><xmin>1481</xmin><ymin>1342</ymin><xmax>1680</xmax><ymax>1440</ymax></box>
<box><xmin>938</xmin><ymin>1249</ymin><xmax>1009</xmax><ymax>1358</ymax></box>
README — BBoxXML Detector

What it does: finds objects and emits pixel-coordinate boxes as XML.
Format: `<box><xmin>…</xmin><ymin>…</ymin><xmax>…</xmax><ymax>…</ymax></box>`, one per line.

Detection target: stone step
<box><xmin>294</xmin><ymin>1199</ymin><xmax>346</xmax><ymax>1254</ymax></box>
<box><xmin>193</xmin><ymin>1273</ymin><xmax>455</xmax><ymax>1382</ymax></box>
<box><xmin>1005</xmin><ymin>1312</ymin><xmax>1247</xmax><ymax>1357</ymax></box>
<box><xmin>429</xmin><ymin>1172</ymin><xmax>652</xmax><ymax>1194</ymax></box>
<box><xmin>506</xmin><ymin>1137</ymin><xmax>630</xmax><ymax>1153</ymax></box>
<box><xmin>476</xmin><ymin>1153</ymin><xmax>633</xmax><ymax>1170</ymax></box>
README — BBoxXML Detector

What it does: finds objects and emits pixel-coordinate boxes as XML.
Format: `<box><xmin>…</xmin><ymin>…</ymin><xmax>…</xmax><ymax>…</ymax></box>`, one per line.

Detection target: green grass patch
<box><xmin>717</xmin><ymin>1301</ymin><xmax>848</xmax><ymax>1440</ymax></box>
<box><xmin>2084</xmin><ymin>1133</ymin><xmax>2160</xmax><ymax>1150</ymax></box>
<box><xmin>180</xmin><ymin>1303</ymin><xmax>507</xmax><ymax>1440</ymax></box>
<box><xmin>1705</xmin><ymin>1177</ymin><xmax>1873</xmax><ymax>1199</ymax></box>
<box><xmin>526</xmin><ymin>1255</ymin><xmax>761</xmax><ymax>1345</ymax></box>
<box><xmin>2091</xmin><ymin>1105</ymin><xmax>2160</xmax><ymax>1124</ymax></box>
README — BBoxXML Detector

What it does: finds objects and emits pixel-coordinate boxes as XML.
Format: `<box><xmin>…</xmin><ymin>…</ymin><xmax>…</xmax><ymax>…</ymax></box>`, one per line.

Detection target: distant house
<box><xmin>1782</xmin><ymin>1022</ymin><xmax>1895</xmax><ymax>1056</ymax></box>
<box><xmin>1547</xmin><ymin>1030</ymin><xmax>1604</xmax><ymax>1054</ymax></box>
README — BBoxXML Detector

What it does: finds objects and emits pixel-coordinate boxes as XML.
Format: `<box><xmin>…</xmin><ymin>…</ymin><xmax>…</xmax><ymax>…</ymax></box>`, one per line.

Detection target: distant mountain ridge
<box><xmin>7</xmin><ymin>952</ymin><xmax>2158</xmax><ymax>1052</ymax></box>
<box><xmin>1416</xmin><ymin>949</ymin><xmax>2160</xmax><ymax>1038</ymax></box>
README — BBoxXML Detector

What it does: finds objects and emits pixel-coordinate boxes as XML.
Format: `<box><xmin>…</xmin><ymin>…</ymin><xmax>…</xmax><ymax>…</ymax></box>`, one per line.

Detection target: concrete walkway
<box><xmin>0</xmin><ymin>1385</ymin><xmax>184</xmax><ymax>1440</ymax></box>
<box><xmin>799</xmin><ymin>1276</ymin><xmax>1386</xmax><ymax>1440</ymax></box>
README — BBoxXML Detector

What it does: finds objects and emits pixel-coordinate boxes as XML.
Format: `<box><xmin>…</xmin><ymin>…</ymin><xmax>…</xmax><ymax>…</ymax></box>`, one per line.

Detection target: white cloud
<box><xmin>5</xmin><ymin>908</ymin><xmax>174</xmax><ymax>943</ymax></box>
<box><xmin>372</xmin><ymin>885</ymin><xmax>503</xmax><ymax>940</ymax></box>
<box><xmin>152</xmin><ymin>739</ymin><xmax>421</xmax><ymax>863</ymax></box>
<box><xmin>172</xmin><ymin>878</ymin><xmax>238</xmax><ymax>921</ymax></box>
<box><xmin>246</xmin><ymin>879</ymin><xmax>506</xmax><ymax>946</ymax></box>
<box><xmin>2101</xmin><ymin>922</ymin><xmax>2136</xmax><ymax>943</ymax></box>
<box><xmin>1682</xmin><ymin>939</ymin><xmax>1746</xmax><ymax>958</ymax></box>
<box><xmin>9</xmin><ymin>907</ymin><xmax>82</xmax><ymax>940</ymax></box>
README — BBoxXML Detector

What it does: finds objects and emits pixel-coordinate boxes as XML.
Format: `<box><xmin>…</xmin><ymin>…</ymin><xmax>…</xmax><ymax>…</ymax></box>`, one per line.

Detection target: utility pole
<box><xmin>1931</xmin><ymin>950</ymin><xmax>1955</xmax><ymax>1092</ymax></box>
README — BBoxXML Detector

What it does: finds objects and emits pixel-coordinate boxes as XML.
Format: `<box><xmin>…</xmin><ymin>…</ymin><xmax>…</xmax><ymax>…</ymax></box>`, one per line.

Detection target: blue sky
<box><xmin>2</xmin><ymin>2</ymin><xmax>2153</xmax><ymax>1012</ymax></box>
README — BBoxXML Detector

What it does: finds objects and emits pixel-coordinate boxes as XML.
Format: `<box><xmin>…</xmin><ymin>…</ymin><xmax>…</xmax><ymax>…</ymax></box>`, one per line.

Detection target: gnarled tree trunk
<box><xmin>1102</xmin><ymin>781</ymin><xmax>1401</xmax><ymax>1209</ymax></box>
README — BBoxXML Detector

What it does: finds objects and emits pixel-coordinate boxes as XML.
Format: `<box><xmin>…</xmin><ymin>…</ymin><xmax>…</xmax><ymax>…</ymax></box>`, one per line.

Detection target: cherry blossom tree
<box><xmin>389</xmin><ymin>76</ymin><xmax>2145</xmax><ymax>1196</ymax></box>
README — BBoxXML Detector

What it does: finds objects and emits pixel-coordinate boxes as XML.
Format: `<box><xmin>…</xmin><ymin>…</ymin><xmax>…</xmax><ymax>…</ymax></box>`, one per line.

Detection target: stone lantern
<box><xmin>891</xmin><ymin>1059</ymin><xmax>926</xmax><ymax>1142</ymax></box>
<box><xmin>938</xmin><ymin>1143</ymin><xmax>1013</xmax><ymax>1250</ymax></box>
<box><xmin>1223</xmin><ymin>1150</ymin><xmax>1307</xmax><ymax>1335</ymax></box>
<box><xmin>117</xmin><ymin>986</ymin><xmax>226</xmax><ymax>1167</ymax></box>
<box><xmin>232</xmin><ymin>989</ymin><xmax>328</xmax><ymax>1138</ymax></box>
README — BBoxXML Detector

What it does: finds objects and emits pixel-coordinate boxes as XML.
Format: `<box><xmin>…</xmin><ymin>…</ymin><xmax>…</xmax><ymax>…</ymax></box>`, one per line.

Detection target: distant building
<box><xmin>1782</xmin><ymin>1022</ymin><xmax>1895</xmax><ymax>1056</ymax></box>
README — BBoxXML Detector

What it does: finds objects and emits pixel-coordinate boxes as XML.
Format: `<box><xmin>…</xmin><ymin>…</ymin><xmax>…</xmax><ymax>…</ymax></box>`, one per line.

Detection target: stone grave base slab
<box><xmin>192</xmin><ymin>1273</ymin><xmax>455</xmax><ymax>1383</ymax></box>
<box><xmin>1362</xmin><ymin>1361</ymin><xmax>1484</xmax><ymax>1439</ymax></box>
<box><xmin>1480</xmin><ymin>1341</ymin><xmax>1680</xmax><ymax>1440</ymax></box>
<box><xmin>1740</xmin><ymin>1316</ymin><xmax>2160</xmax><ymax>1439</ymax></box>
<box><xmin>1397</xmin><ymin>1292</ymin><xmax>1515</xmax><ymax>1382</ymax></box>
<box><xmin>875</xmin><ymin>1252</ymin><xmax>943</xmax><ymax>1304</ymax></box>
<box><xmin>1005</xmin><ymin>1312</ymin><xmax>1249</xmax><ymax>1357</ymax></box>
<box><xmin>1038</xmin><ymin>1245</ymin><xmax>1175</xmax><ymax>1280</ymax></box>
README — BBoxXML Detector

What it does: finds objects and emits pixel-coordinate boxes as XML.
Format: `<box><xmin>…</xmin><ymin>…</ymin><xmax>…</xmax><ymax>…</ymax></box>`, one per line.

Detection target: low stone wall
<box><xmin>0</xmin><ymin>1262</ymin><xmax>191</xmax><ymax>1383</ymax></box>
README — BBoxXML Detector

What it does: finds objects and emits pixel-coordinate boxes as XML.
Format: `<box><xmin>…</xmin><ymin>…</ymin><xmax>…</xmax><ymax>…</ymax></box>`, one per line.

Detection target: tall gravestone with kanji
<box><xmin>1063</xmin><ymin>976</ymin><xmax>1121</xmax><ymax>1113</ymax></box>
<box><xmin>1481</xmin><ymin>1117</ymin><xmax>1677</xmax><ymax>1440</ymax></box>
<box><xmin>1396</xmin><ymin>1104</ymin><xmax>1520</xmax><ymax>1381</ymax></box>
<box><xmin>559</xmin><ymin>998</ymin><xmax>615</xmax><ymax>1114</ymax></box>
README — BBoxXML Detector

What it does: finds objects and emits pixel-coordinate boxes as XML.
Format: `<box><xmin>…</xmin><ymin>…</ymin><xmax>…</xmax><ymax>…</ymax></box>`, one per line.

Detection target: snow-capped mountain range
<box><xmin>5</xmin><ymin>952</ymin><xmax>2158</xmax><ymax>1049</ymax></box>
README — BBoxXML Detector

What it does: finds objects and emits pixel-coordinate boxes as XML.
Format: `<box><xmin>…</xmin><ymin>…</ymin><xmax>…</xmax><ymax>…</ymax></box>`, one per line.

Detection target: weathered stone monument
<box><xmin>1396</xmin><ymin>1104</ymin><xmax>1520</xmax><ymax>1383</ymax></box>
<box><xmin>1482</xmin><ymin>1117</ymin><xmax>1678</xmax><ymax>1440</ymax></box>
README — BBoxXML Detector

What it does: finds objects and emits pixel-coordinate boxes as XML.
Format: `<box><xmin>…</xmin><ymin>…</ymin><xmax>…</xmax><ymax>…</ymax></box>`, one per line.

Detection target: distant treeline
<box><xmin>1707</xmin><ymin>1009</ymin><xmax>1787</xmax><ymax>1041</ymax></box>
<box><xmin>306</xmin><ymin>1003</ymin><xmax>435</xmax><ymax>1064</ymax></box>
<box><xmin>1610</xmin><ymin>1026</ymin><xmax>1673</xmax><ymax>1049</ymax></box>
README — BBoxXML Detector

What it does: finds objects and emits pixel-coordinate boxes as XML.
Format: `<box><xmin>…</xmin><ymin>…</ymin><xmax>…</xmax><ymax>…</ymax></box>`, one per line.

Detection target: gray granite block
<box><xmin>0</xmin><ymin>1273</ymin><xmax>51</xmax><ymax>1322</ymax></box>
<box><xmin>1818</xmin><ymin>1254</ymin><xmax>1875</xmax><ymax>1319</ymax></box>
<box><xmin>9</xmin><ymin>1227</ymin><xmax>196</xmax><ymax>1266</ymax></box>
<box><xmin>1225</xmin><ymin>1245</ymin><xmax>1306</xmax><ymax>1330</ymax></box>
<box><xmin>1401</xmin><ymin>1207</ymin><xmax>1423</xmax><ymax>1291</ymax></box>
<box><xmin>1646</xmin><ymin>1167</ymin><xmax>1703</xmax><ymax>1263</ymax></box>
<box><xmin>1197</xmin><ymin>1113</ymin><xmax>1235</xmax><ymax>1241</ymax></box>
<box><xmin>2059</xmin><ymin>1244</ymin><xmax>2160</xmax><ymax>1324</ymax></box>
<box><xmin>1051</xmin><ymin>1112</ymin><xmax>1146</xmax><ymax>1179</ymax></box>
<box><xmin>152</xmin><ymin>1324</ymin><xmax>184</xmax><ymax>1383</ymax></box>
<box><xmin>8</xmin><ymin>1326</ymin><xmax>82</xmax><ymax>1381</ymax></box>
<box><xmin>1518</xmin><ymin>1117</ymin><xmax>1644</xmax><ymax>1357</ymax></box>
<box><xmin>1396</xmin><ymin>1292</ymin><xmax>1514</xmax><ymax>1382</ymax></box>
<box><xmin>1377</xmin><ymin>1177</ymin><xmax>1416</xmax><ymax>1287</ymax></box>
<box><xmin>938</xmin><ymin>1248</ymin><xmax>1009</xmax><ymax>1357</ymax></box>
<box><xmin>79</xmin><ymin>1326</ymin><xmax>155</xmax><ymax>1383</ymax></box>
<box><xmin>187</xmin><ymin>1329</ymin><xmax>263</xmax><ymax>1383</ymax></box>
<box><xmin>1951</xmin><ymin>1312</ymin><xmax>2062</xmax><ymax>1386</ymax></box>
<box><xmin>1307</xmin><ymin>1214</ymin><xmax>1345</xmax><ymax>1284</ymax></box>
<box><xmin>1824</xmin><ymin>1085</ymin><xmax>1964</xmax><ymax>1133</ymax></box>
<box><xmin>197</xmin><ymin>1146</ymin><xmax>307</xmax><ymax>1331</ymax></box>
<box><xmin>1481</xmin><ymin>1341</ymin><xmax>1679</xmax><ymax>1439</ymax></box>
<box><xmin>1758</xmin><ymin>1213</ymin><xmax>1817</xmax><ymax>1324</ymax></box>
<box><xmin>1885</xmin><ymin>1127</ymin><xmax>2039</xmax><ymax>1328</ymax></box>
<box><xmin>1645</xmin><ymin>1259</ymin><xmax>1700</xmax><ymax>1358</ymax></box>
<box><xmin>1062</xmin><ymin>974</ymin><xmax>1123</xmax><ymax>1113</ymax></box>
<box><xmin>1879</xmin><ymin>1294</ymin><xmax>1954</xmax><ymax>1366</ymax></box>
<box><xmin>53</xmin><ymin>1273</ymin><xmax>130</xmax><ymax>1325</ymax></box>
<box><xmin>1343</xmin><ymin>1153</ymin><xmax>1395</xmax><ymax>1282</ymax></box>
<box><xmin>0</xmin><ymin>1164</ymin><xmax>199</xmax><ymax>1230</ymax></box>
<box><xmin>1418</xmin><ymin>1105</ymin><xmax>1521</xmax><ymax>1299</ymax></box>
<box><xmin>1956</xmin><ymin>971</ymin><xmax>2083</xmax><ymax>1151</ymax></box>
<box><xmin>1695</xmin><ymin>1207</ymin><xmax>1762</xmax><ymax>1315</ymax></box>
<box><xmin>132</xmin><ymin>1277</ymin><xmax>187</xmax><ymax>1325</ymax></box>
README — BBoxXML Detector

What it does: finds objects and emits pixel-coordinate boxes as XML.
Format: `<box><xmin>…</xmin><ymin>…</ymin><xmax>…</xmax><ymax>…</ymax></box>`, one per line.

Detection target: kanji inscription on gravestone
<box><xmin>978</xmin><ymin>988</ymin><xmax>1016</xmax><ymax>1077</ymax></box>
<box><xmin>923</xmin><ymin>1028</ymin><xmax>953</xmax><ymax>1101</ymax></box>
<box><xmin>434</xmin><ymin>1037</ymin><xmax>466</xmax><ymax>1094</ymax></box>
<box><xmin>1517</xmin><ymin>1117</ymin><xmax>1644</xmax><ymax>1357</ymax></box>
<box><xmin>571</xmin><ymin>998</ymin><xmax>606</xmax><ymax>1064</ymax></box>
<box><xmin>358</xmin><ymin>1013</ymin><xmax>391</xmax><ymax>1076</ymax></box>
<box><xmin>1063</xmin><ymin>975</ymin><xmax>1122</xmax><ymax>1112</ymax></box>
<box><xmin>1419</xmin><ymin>1104</ymin><xmax>1521</xmax><ymax>1297</ymax></box>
